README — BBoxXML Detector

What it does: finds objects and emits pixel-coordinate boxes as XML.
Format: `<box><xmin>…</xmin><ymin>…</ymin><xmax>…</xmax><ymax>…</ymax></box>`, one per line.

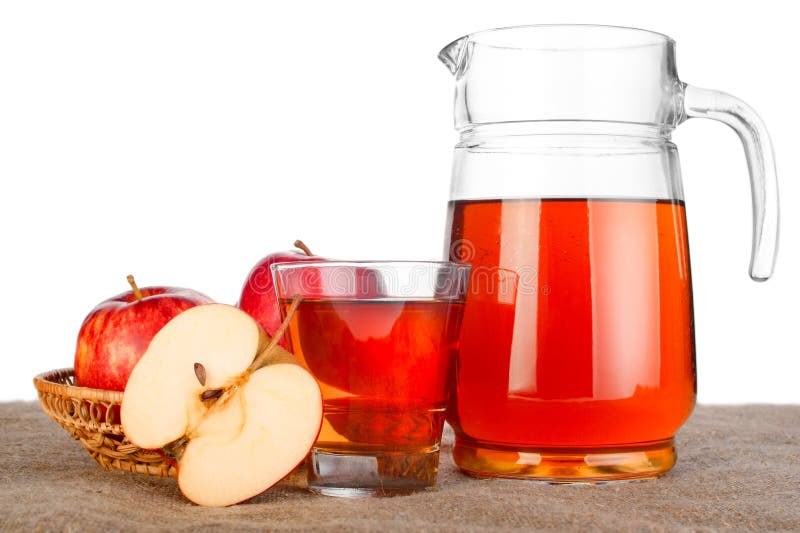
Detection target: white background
<box><xmin>0</xmin><ymin>1</ymin><xmax>797</xmax><ymax>403</ymax></box>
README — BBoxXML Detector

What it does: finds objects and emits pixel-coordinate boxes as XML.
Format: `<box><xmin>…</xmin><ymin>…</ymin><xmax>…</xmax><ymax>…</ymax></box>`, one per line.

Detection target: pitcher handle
<box><xmin>682</xmin><ymin>84</ymin><xmax>779</xmax><ymax>281</ymax></box>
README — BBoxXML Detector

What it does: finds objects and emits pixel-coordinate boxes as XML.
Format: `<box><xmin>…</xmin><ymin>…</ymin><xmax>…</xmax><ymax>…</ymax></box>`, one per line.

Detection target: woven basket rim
<box><xmin>34</xmin><ymin>367</ymin><xmax>176</xmax><ymax>478</ymax></box>
<box><xmin>33</xmin><ymin>367</ymin><xmax>124</xmax><ymax>403</ymax></box>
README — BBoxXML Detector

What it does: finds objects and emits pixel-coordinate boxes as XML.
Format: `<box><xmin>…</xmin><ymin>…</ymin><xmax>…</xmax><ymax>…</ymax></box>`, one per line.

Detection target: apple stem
<box><xmin>293</xmin><ymin>240</ymin><xmax>313</xmax><ymax>256</ymax></box>
<box><xmin>162</xmin><ymin>436</ymin><xmax>189</xmax><ymax>462</ymax></box>
<box><xmin>127</xmin><ymin>274</ymin><xmax>144</xmax><ymax>301</ymax></box>
<box><xmin>194</xmin><ymin>295</ymin><xmax>303</xmax><ymax>426</ymax></box>
<box><xmin>247</xmin><ymin>294</ymin><xmax>303</xmax><ymax>373</ymax></box>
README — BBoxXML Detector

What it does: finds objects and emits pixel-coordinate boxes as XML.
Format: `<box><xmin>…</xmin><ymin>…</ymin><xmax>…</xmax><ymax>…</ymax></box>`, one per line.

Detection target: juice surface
<box><xmin>281</xmin><ymin>298</ymin><xmax>463</xmax><ymax>453</ymax></box>
<box><xmin>446</xmin><ymin>198</ymin><xmax>696</xmax><ymax>448</ymax></box>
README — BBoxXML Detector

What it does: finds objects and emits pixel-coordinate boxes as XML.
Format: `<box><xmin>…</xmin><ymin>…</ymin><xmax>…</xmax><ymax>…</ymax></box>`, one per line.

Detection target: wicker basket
<box><xmin>33</xmin><ymin>368</ymin><xmax>176</xmax><ymax>478</ymax></box>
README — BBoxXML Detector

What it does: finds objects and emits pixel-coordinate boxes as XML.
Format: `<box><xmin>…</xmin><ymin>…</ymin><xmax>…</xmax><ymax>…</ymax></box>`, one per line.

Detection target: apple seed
<box><xmin>201</xmin><ymin>388</ymin><xmax>223</xmax><ymax>401</ymax></box>
<box><xmin>194</xmin><ymin>362</ymin><xmax>207</xmax><ymax>386</ymax></box>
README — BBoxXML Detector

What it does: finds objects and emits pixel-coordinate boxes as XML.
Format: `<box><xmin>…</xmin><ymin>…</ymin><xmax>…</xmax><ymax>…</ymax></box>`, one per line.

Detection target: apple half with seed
<box><xmin>121</xmin><ymin>301</ymin><xmax>322</xmax><ymax>507</ymax></box>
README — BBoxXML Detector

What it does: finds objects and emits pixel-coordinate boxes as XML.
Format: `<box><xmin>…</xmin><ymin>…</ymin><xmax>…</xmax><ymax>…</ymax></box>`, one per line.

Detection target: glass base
<box><xmin>453</xmin><ymin>436</ymin><xmax>676</xmax><ymax>483</ymax></box>
<box><xmin>307</xmin><ymin>449</ymin><xmax>440</xmax><ymax>497</ymax></box>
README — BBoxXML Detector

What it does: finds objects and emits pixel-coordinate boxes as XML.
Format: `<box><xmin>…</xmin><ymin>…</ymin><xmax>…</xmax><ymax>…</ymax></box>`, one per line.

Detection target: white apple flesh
<box><xmin>121</xmin><ymin>303</ymin><xmax>322</xmax><ymax>507</ymax></box>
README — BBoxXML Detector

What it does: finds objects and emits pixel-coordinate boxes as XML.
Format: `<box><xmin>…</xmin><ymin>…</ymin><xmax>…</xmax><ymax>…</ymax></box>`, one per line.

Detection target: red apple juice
<box><xmin>445</xmin><ymin>198</ymin><xmax>696</xmax><ymax>475</ymax></box>
<box><xmin>280</xmin><ymin>298</ymin><xmax>464</xmax><ymax>454</ymax></box>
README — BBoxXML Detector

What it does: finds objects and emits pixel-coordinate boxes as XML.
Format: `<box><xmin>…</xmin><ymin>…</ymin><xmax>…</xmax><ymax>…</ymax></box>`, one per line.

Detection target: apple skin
<box><xmin>74</xmin><ymin>287</ymin><xmax>212</xmax><ymax>391</ymax></box>
<box><xmin>238</xmin><ymin>242</ymin><xmax>323</xmax><ymax>346</ymax></box>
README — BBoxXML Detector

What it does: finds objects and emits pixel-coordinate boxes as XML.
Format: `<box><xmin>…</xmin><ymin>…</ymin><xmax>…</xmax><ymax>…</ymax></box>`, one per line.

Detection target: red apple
<box><xmin>74</xmin><ymin>275</ymin><xmax>212</xmax><ymax>391</ymax></box>
<box><xmin>293</xmin><ymin>301</ymin><xmax>455</xmax><ymax>398</ymax></box>
<box><xmin>238</xmin><ymin>240</ymin><xmax>323</xmax><ymax>346</ymax></box>
<box><xmin>121</xmin><ymin>302</ymin><xmax>322</xmax><ymax>507</ymax></box>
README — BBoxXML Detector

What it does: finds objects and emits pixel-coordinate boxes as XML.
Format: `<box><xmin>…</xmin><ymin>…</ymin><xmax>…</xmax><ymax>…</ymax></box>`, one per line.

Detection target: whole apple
<box><xmin>74</xmin><ymin>275</ymin><xmax>212</xmax><ymax>391</ymax></box>
<box><xmin>238</xmin><ymin>240</ymin><xmax>323</xmax><ymax>346</ymax></box>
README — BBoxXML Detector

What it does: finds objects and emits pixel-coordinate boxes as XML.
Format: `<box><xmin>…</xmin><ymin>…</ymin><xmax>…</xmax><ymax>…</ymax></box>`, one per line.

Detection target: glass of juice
<box><xmin>271</xmin><ymin>260</ymin><xmax>470</xmax><ymax>497</ymax></box>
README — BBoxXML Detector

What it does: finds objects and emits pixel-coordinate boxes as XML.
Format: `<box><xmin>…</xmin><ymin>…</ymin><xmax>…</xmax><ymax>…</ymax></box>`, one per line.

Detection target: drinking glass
<box><xmin>272</xmin><ymin>261</ymin><xmax>470</xmax><ymax>496</ymax></box>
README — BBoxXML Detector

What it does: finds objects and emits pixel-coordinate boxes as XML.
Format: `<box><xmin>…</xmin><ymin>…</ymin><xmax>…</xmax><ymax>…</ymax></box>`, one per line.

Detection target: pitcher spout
<box><xmin>438</xmin><ymin>36</ymin><xmax>468</xmax><ymax>76</ymax></box>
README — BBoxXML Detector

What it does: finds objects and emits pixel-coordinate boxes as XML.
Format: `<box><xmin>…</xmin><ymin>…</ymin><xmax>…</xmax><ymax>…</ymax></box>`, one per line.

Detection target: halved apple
<box><xmin>121</xmin><ymin>302</ymin><xmax>322</xmax><ymax>507</ymax></box>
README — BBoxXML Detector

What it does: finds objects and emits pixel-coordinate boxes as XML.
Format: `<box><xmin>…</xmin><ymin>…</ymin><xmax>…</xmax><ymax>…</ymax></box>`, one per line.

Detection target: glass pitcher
<box><xmin>439</xmin><ymin>25</ymin><xmax>779</xmax><ymax>482</ymax></box>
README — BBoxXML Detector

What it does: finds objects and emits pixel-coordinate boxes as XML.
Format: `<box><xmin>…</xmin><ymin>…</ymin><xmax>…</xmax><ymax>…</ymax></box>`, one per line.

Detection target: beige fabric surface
<box><xmin>1</xmin><ymin>402</ymin><xmax>798</xmax><ymax>532</ymax></box>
